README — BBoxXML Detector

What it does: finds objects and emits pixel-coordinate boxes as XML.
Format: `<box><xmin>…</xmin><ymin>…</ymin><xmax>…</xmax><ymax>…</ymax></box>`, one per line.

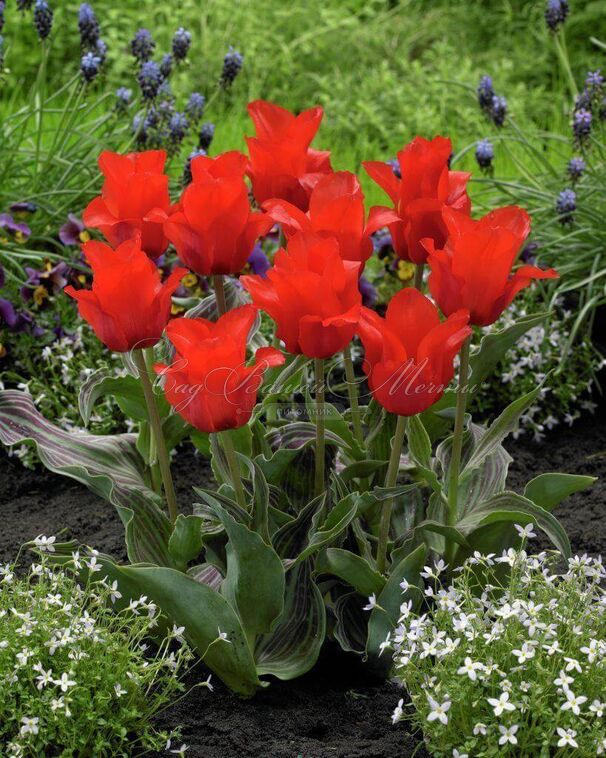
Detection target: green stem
<box><xmin>133</xmin><ymin>350</ymin><xmax>178</xmax><ymax>524</ymax></box>
<box><xmin>343</xmin><ymin>343</ymin><xmax>363</xmax><ymax>446</ymax></box>
<box><xmin>314</xmin><ymin>358</ymin><xmax>326</xmax><ymax>496</ymax></box>
<box><xmin>213</xmin><ymin>274</ymin><xmax>227</xmax><ymax>317</ymax></box>
<box><xmin>554</xmin><ymin>30</ymin><xmax>578</xmax><ymax>101</ymax></box>
<box><xmin>413</xmin><ymin>263</ymin><xmax>425</xmax><ymax>291</ymax></box>
<box><xmin>144</xmin><ymin>347</ymin><xmax>162</xmax><ymax>495</ymax></box>
<box><xmin>446</xmin><ymin>336</ymin><xmax>472</xmax><ymax>543</ymax></box>
<box><xmin>221</xmin><ymin>430</ymin><xmax>247</xmax><ymax>510</ymax></box>
<box><xmin>377</xmin><ymin>415</ymin><xmax>407</xmax><ymax>574</ymax></box>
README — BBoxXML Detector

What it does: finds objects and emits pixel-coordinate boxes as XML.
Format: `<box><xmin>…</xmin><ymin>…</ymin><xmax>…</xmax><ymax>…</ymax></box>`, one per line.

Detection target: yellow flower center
<box><xmin>397</xmin><ymin>260</ymin><xmax>415</xmax><ymax>281</ymax></box>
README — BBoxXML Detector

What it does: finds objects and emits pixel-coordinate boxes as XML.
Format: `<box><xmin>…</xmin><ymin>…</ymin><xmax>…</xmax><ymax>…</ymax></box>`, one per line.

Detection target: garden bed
<box><xmin>1</xmin><ymin>402</ymin><xmax>605</xmax><ymax>757</ymax></box>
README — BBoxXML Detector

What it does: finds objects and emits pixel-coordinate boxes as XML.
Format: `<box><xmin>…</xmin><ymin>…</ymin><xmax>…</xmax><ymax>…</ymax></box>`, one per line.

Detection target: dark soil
<box><xmin>1</xmin><ymin>403</ymin><xmax>605</xmax><ymax>758</ymax></box>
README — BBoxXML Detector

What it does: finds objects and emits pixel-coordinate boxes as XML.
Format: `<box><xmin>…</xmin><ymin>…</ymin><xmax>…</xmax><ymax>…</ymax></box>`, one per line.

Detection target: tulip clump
<box><xmin>1</xmin><ymin>97</ymin><xmax>582</xmax><ymax>704</ymax></box>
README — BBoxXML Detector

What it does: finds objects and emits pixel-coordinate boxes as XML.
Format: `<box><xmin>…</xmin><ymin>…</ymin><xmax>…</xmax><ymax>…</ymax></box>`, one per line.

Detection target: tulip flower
<box><xmin>425</xmin><ymin>205</ymin><xmax>559</xmax><ymax>327</ymax></box>
<box><xmin>156</xmin><ymin>305</ymin><xmax>284</xmax><ymax>434</ymax></box>
<box><xmin>246</xmin><ymin>100</ymin><xmax>333</xmax><ymax>211</ymax></box>
<box><xmin>358</xmin><ymin>288</ymin><xmax>471</xmax><ymax>418</ymax></box>
<box><xmin>263</xmin><ymin>171</ymin><xmax>398</xmax><ymax>267</ymax></box>
<box><xmin>241</xmin><ymin>233</ymin><xmax>362</xmax><ymax>360</ymax></box>
<box><xmin>64</xmin><ymin>238</ymin><xmax>187</xmax><ymax>352</ymax></box>
<box><xmin>363</xmin><ymin>136</ymin><xmax>471</xmax><ymax>266</ymax></box>
<box><xmin>156</xmin><ymin>151</ymin><xmax>273</xmax><ymax>278</ymax></box>
<box><xmin>83</xmin><ymin>150</ymin><xmax>171</xmax><ymax>259</ymax></box>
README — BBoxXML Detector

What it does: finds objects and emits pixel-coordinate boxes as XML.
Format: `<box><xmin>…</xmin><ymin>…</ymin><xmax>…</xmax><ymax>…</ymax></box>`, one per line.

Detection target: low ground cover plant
<box><xmin>0</xmin><ymin>97</ymin><xmax>594</xmax><ymax>696</ymax></box>
<box><xmin>0</xmin><ymin>549</ymin><xmax>195</xmax><ymax>756</ymax></box>
<box><xmin>390</xmin><ymin>545</ymin><xmax>606</xmax><ymax>756</ymax></box>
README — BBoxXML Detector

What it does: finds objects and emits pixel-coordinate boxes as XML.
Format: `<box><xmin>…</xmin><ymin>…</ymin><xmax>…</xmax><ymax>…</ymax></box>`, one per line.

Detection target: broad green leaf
<box><xmin>254</xmin><ymin>560</ymin><xmax>325</xmax><ymax>680</ymax></box>
<box><xmin>168</xmin><ymin>515</ymin><xmax>204</xmax><ymax>571</ymax></box>
<box><xmin>406</xmin><ymin>415</ymin><xmax>432</xmax><ymax>469</ymax></box>
<box><xmin>468</xmin><ymin>311</ymin><xmax>549</xmax><ymax>390</ymax></box>
<box><xmin>317</xmin><ymin>548</ymin><xmax>385</xmax><ymax>597</ymax></box>
<box><xmin>456</xmin><ymin>491</ymin><xmax>571</xmax><ymax>558</ymax></box>
<box><xmin>332</xmin><ymin>590</ymin><xmax>368</xmax><ymax>655</ymax></box>
<box><xmin>210</xmin><ymin>501</ymin><xmax>285</xmax><ymax>640</ymax></box>
<box><xmin>187</xmin><ymin>563</ymin><xmax>223</xmax><ymax>591</ymax></box>
<box><xmin>524</xmin><ymin>473</ymin><xmax>596</xmax><ymax>511</ymax></box>
<box><xmin>272</xmin><ymin>493</ymin><xmax>326</xmax><ymax>560</ymax></box>
<box><xmin>239</xmin><ymin>454</ymin><xmax>271</xmax><ymax>543</ymax></box>
<box><xmin>0</xmin><ymin>390</ymin><xmax>172</xmax><ymax>566</ymax></box>
<box><xmin>366</xmin><ymin>543</ymin><xmax>426</xmax><ymax>661</ymax></box>
<box><xmin>116</xmin><ymin>564</ymin><xmax>262</xmax><ymax>695</ymax></box>
<box><xmin>290</xmin><ymin>494</ymin><xmax>358</xmax><ymax>567</ymax></box>
<box><xmin>340</xmin><ymin>460</ymin><xmax>386</xmax><ymax>482</ymax></box>
<box><xmin>461</xmin><ymin>384</ymin><xmax>543</xmax><ymax>477</ymax></box>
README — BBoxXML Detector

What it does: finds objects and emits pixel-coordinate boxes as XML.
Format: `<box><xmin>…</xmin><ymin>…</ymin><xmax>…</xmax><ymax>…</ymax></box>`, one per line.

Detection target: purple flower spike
<box><xmin>247</xmin><ymin>243</ymin><xmax>271</xmax><ymax>278</ymax></box>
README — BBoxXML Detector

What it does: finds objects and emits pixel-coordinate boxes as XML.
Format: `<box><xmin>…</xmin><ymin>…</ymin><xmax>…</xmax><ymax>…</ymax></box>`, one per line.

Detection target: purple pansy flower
<box><xmin>358</xmin><ymin>275</ymin><xmax>378</xmax><ymax>308</ymax></box>
<box><xmin>0</xmin><ymin>213</ymin><xmax>31</xmax><ymax>242</ymax></box>
<box><xmin>59</xmin><ymin>214</ymin><xmax>89</xmax><ymax>246</ymax></box>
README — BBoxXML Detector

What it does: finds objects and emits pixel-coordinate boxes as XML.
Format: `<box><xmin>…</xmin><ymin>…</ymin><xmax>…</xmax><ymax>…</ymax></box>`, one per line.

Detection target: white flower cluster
<box><xmin>475</xmin><ymin>294</ymin><xmax>603</xmax><ymax>443</ymax></box>
<box><xmin>0</xmin><ymin>546</ymin><xmax>198</xmax><ymax>755</ymax></box>
<box><xmin>6</xmin><ymin>325</ymin><xmax>129</xmax><ymax>468</ymax></box>
<box><xmin>390</xmin><ymin>543</ymin><xmax>606</xmax><ymax>756</ymax></box>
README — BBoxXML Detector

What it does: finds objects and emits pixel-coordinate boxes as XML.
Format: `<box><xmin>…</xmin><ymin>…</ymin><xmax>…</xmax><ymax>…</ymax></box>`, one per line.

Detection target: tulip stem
<box><xmin>446</xmin><ymin>335</ymin><xmax>472</xmax><ymax>552</ymax></box>
<box><xmin>314</xmin><ymin>358</ymin><xmax>326</xmax><ymax>496</ymax></box>
<box><xmin>343</xmin><ymin>343</ymin><xmax>364</xmax><ymax>447</ymax></box>
<box><xmin>144</xmin><ymin>347</ymin><xmax>162</xmax><ymax>496</ymax></box>
<box><xmin>377</xmin><ymin>414</ymin><xmax>407</xmax><ymax>575</ymax></box>
<box><xmin>221</xmin><ymin>430</ymin><xmax>247</xmax><ymax>510</ymax></box>
<box><xmin>213</xmin><ymin>275</ymin><xmax>227</xmax><ymax>317</ymax></box>
<box><xmin>134</xmin><ymin>350</ymin><xmax>178</xmax><ymax>525</ymax></box>
<box><xmin>413</xmin><ymin>263</ymin><xmax>425</xmax><ymax>291</ymax></box>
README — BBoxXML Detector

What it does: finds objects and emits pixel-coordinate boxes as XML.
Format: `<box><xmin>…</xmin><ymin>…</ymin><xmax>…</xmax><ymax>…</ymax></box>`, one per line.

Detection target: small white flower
<box><xmin>54</xmin><ymin>672</ymin><xmax>76</xmax><ymax>692</ymax></box>
<box><xmin>217</xmin><ymin>627</ymin><xmax>231</xmax><ymax>644</ymax></box>
<box><xmin>556</xmin><ymin>727</ymin><xmax>578</xmax><ymax>748</ymax></box>
<box><xmin>561</xmin><ymin>687</ymin><xmax>587</xmax><ymax>715</ymax></box>
<box><xmin>378</xmin><ymin>632</ymin><xmax>391</xmax><ymax>656</ymax></box>
<box><xmin>590</xmin><ymin>700</ymin><xmax>605</xmax><ymax>718</ymax></box>
<box><xmin>473</xmin><ymin>723</ymin><xmax>487</xmax><ymax>736</ymax></box>
<box><xmin>457</xmin><ymin>656</ymin><xmax>483</xmax><ymax>681</ymax></box>
<box><xmin>554</xmin><ymin>670</ymin><xmax>574</xmax><ymax>688</ymax></box>
<box><xmin>108</xmin><ymin>580</ymin><xmax>122</xmax><ymax>604</ymax></box>
<box><xmin>114</xmin><ymin>683</ymin><xmax>128</xmax><ymax>698</ymax></box>
<box><xmin>452</xmin><ymin>750</ymin><xmax>468</xmax><ymax>758</ymax></box>
<box><xmin>391</xmin><ymin>698</ymin><xmax>404</xmax><ymax>724</ymax></box>
<box><xmin>514</xmin><ymin>523</ymin><xmax>536</xmax><ymax>540</ymax></box>
<box><xmin>35</xmin><ymin>666</ymin><xmax>53</xmax><ymax>690</ymax></box>
<box><xmin>426</xmin><ymin>695</ymin><xmax>450</xmax><ymax>725</ymax></box>
<box><xmin>169</xmin><ymin>744</ymin><xmax>189</xmax><ymax>756</ymax></box>
<box><xmin>33</xmin><ymin>535</ymin><xmax>56</xmax><ymax>553</ymax></box>
<box><xmin>498</xmin><ymin>724</ymin><xmax>519</xmax><ymax>746</ymax></box>
<box><xmin>202</xmin><ymin>674</ymin><xmax>213</xmax><ymax>692</ymax></box>
<box><xmin>399</xmin><ymin>579</ymin><xmax>410</xmax><ymax>593</ymax></box>
<box><xmin>487</xmin><ymin>691</ymin><xmax>515</xmax><ymax>717</ymax></box>
<box><xmin>20</xmin><ymin>716</ymin><xmax>39</xmax><ymax>736</ymax></box>
<box><xmin>512</xmin><ymin>641</ymin><xmax>535</xmax><ymax>664</ymax></box>
<box><xmin>363</xmin><ymin>593</ymin><xmax>378</xmax><ymax>611</ymax></box>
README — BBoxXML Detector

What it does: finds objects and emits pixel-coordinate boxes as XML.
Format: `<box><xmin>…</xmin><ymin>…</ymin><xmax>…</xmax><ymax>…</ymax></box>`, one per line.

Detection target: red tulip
<box><xmin>152</xmin><ymin>151</ymin><xmax>273</xmax><ymax>276</ymax></box>
<box><xmin>263</xmin><ymin>171</ymin><xmax>398</xmax><ymax>267</ymax></box>
<box><xmin>64</xmin><ymin>238</ymin><xmax>187</xmax><ymax>352</ymax></box>
<box><xmin>246</xmin><ymin>100</ymin><xmax>333</xmax><ymax>212</ymax></box>
<box><xmin>358</xmin><ymin>288</ymin><xmax>472</xmax><ymax>416</ymax></box>
<box><xmin>363</xmin><ymin>136</ymin><xmax>471</xmax><ymax>264</ymax></box>
<box><xmin>83</xmin><ymin>150</ymin><xmax>171</xmax><ymax>260</ymax></box>
<box><xmin>425</xmin><ymin>206</ymin><xmax>559</xmax><ymax>327</ymax></box>
<box><xmin>241</xmin><ymin>233</ymin><xmax>362</xmax><ymax>359</ymax></box>
<box><xmin>156</xmin><ymin>305</ymin><xmax>284</xmax><ymax>433</ymax></box>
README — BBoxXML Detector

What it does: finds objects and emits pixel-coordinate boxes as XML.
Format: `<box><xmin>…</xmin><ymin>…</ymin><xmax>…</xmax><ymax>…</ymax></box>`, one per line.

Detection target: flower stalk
<box><xmin>133</xmin><ymin>349</ymin><xmax>178</xmax><ymax>524</ymax></box>
<box><xmin>377</xmin><ymin>414</ymin><xmax>407</xmax><ymax>574</ymax></box>
<box><xmin>343</xmin><ymin>343</ymin><xmax>363</xmax><ymax>446</ymax></box>
<box><xmin>446</xmin><ymin>335</ymin><xmax>472</xmax><ymax>544</ymax></box>
<box><xmin>221</xmin><ymin>429</ymin><xmax>247</xmax><ymax>510</ymax></box>
<box><xmin>314</xmin><ymin>358</ymin><xmax>326</xmax><ymax>496</ymax></box>
<box><xmin>413</xmin><ymin>262</ymin><xmax>425</xmax><ymax>291</ymax></box>
<box><xmin>213</xmin><ymin>274</ymin><xmax>228</xmax><ymax>317</ymax></box>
